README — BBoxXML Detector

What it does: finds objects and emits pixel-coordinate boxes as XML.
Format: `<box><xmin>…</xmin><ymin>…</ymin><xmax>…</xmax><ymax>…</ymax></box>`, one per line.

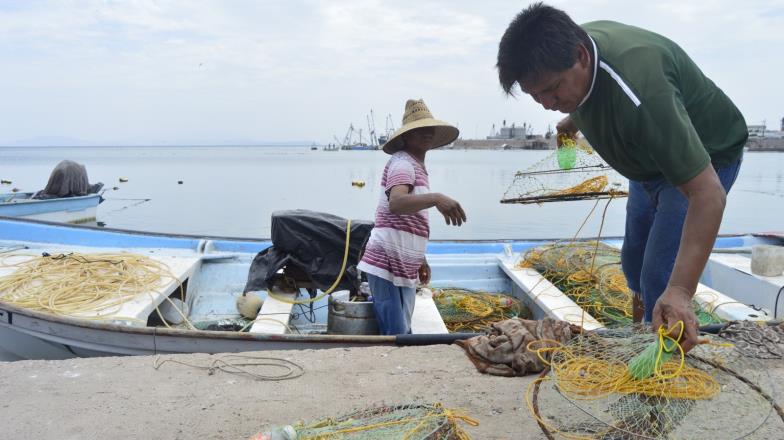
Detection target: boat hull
<box><xmin>0</xmin><ymin>193</ymin><xmax>101</xmax><ymax>224</ymax></box>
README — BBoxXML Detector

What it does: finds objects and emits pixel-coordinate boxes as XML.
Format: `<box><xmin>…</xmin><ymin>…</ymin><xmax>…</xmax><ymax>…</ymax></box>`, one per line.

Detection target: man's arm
<box><xmin>388</xmin><ymin>185</ymin><xmax>466</xmax><ymax>226</ymax></box>
<box><xmin>651</xmin><ymin>164</ymin><xmax>727</xmax><ymax>352</ymax></box>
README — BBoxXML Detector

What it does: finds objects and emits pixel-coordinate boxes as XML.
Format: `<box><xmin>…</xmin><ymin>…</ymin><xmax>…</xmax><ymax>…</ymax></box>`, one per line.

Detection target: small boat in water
<box><xmin>0</xmin><ymin>192</ymin><xmax>102</xmax><ymax>224</ymax></box>
<box><xmin>0</xmin><ymin>216</ymin><xmax>780</xmax><ymax>361</ymax></box>
<box><xmin>0</xmin><ymin>159</ymin><xmax>104</xmax><ymax>224</ymax></box>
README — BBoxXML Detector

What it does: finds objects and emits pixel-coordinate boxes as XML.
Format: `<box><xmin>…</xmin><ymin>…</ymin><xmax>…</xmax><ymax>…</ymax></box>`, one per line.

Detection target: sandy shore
<box><xmin>1</xmin><ymin>344</ymin><xmax>782</xmax><ymax>439</ymax></box>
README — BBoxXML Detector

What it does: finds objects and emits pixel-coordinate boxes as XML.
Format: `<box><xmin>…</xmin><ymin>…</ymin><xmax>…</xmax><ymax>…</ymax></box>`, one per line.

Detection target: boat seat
<box><xmin>499</xmin><ymin>257</ymin><xmax>604</xmax><ymax>330</ymax></box>
<box><xmin>411</xmin><ymin>288</ymin><xmax>449</xmax><ymax>334</ymax></box>
<box><xmin>0</xmin><ymin>253</ymin><xmax>201</xmax><ymax>326</ymax></box>
<box><xmin>249</xmin><ymin>289</ymin><xmax>296</xmax><ymax>334</ymax></box>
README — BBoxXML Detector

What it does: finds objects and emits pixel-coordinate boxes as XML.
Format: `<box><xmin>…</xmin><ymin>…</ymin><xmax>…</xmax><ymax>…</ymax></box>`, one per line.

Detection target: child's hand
<box><xmin>435</xmin><ymin>194</ymin><xmax>466</xmax><ymax>226</ymax></box>
<box><xmin>418</xmin><ymin>260</ymin><xmax>431</xmax><ymax>285</ymax></box>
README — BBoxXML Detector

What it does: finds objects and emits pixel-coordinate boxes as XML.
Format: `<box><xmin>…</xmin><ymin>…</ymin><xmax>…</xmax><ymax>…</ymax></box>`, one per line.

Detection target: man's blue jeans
<box><xmin>367</xmin><ymin>274</ymin><xmax>416</xmax><ymax>335</ymax></box>
<box><xmin>621</xmin><ymin>158</ymin><xmax>742</xmax><ymax>322</ymax></box>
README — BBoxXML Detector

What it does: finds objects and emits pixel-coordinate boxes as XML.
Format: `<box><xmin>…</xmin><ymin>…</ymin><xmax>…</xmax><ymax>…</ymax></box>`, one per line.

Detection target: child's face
<box><xmin>402</xmin><ymin>127</ymin><xmax>436</xmax><ymax>151</ymax></box>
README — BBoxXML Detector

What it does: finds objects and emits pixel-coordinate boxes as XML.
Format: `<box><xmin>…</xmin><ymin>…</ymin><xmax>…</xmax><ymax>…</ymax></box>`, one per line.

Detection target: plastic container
<box><xmin>750</xmin><ymin>245</ymin><xmax>784</xmax><ymax>277</ymax></box>
<box><xmin>250</xmin><ymin>425</ymin><xmax>297</xmax><ymax>440</ymax></box>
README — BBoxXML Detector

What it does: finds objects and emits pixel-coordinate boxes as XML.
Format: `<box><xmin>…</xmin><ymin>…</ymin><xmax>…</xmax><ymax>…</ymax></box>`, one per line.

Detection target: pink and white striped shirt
<box><xmin>358</xmin><ymin>151</ymin><xmax>429</xmax><ymax>287</ymax></box>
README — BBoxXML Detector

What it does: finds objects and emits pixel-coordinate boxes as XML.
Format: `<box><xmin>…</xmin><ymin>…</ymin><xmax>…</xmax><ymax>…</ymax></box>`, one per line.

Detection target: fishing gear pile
<box><xmin>518</xmin><ymin>241</ymin><xmax>723</xmax><ymax>326</ymax></box>
<box><xmin>501</xmin><ymin>137</ymin><xmax>628</xmax><ymax>204</ymax></box>
<box><xmin>251</xmin><ymin>403</ymin><xmax>478</xmax><ymax>439</ymax></box>
<box><xmin>432</xmin><ymin>288</ymin><xmax>529</xmax><ymax>332</ymax></box>
<box><xmin>0</xmin><ymin>252</ymin><xmax>184</xmax><ymax>324</ymax></box>
<box><xmin>528</xmin><ymin>325</ymin><xmax>778</xmax><ymax>440</ymax></box>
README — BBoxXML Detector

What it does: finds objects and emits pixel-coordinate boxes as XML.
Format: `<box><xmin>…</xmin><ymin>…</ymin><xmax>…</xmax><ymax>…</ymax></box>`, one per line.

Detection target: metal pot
<box><xmin>327</xmin><ymin>295</ymin><xmax>379</xmax><ymax>335</ymax></box>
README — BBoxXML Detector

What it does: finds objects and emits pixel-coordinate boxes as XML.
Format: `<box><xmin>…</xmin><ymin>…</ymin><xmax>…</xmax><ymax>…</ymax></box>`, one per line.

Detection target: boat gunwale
<box><xmin>0</xmin><ymin>301</ymin><xmax>397</xmax><ymax>344</ymax></box>
<box><xmin>0</xmin><ymin>214</ymin><xmax>758</xmax><ymax>244</ymax></box>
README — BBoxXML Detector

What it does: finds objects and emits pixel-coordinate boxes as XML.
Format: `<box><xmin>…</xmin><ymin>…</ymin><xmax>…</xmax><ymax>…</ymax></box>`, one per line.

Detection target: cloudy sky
<box><xmin>1</xmin><ymin>0</ymin><xmax>782</xmax><ymax>146</ymax></box>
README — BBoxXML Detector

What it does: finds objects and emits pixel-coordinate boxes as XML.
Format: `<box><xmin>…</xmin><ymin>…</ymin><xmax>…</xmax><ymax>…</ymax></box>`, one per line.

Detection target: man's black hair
<box><xmin>496</xmin><ymin>2</ymin><xmax>591</xmax><ymax>95</ymax></box>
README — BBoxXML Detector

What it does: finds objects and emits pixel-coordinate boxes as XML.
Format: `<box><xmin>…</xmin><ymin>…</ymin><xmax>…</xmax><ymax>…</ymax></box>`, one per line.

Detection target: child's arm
<box><xmin>388</xmin><ymin>185</ymin><xmax>466</xmax><ymax>226</ymax></box>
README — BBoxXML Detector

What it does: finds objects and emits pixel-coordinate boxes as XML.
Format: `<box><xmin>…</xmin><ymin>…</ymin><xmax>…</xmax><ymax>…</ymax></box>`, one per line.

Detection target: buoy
<box><xmin>11</xmin><ymin>187</ymin><xmax>20</xmax><ymax>192</ymax></box>
<box><xmin>351</xmin><ymin>180</ymin><xmax>366</xmax><ymax>188</ymax></box>
<box><xmin>236</xmin><ymin>292</ymin><xmax>264</xmax><ymax>319</ymax></box>
<box><xmin>119</xmin><ymin>177</ymin><xmax>129</xmax><ymax>183</ymax></box>
<box><xmin>0</xmin><ymin>179</ymin><xmax>11</xmax><ymax>185</ymax></box>
<box><xmin>177</xmin><ymin>180</ymin><xmax>183</xmax><ymax>184</ymax></box>
<box><xmin>159</xmin><ymin>298</ymin><xmax>190</xmax><ymax>325</ymax></box>
<box><xmin>112</xmin><ymin>186</ymin><xmax>119</xmax><ymax>190</ymax></box>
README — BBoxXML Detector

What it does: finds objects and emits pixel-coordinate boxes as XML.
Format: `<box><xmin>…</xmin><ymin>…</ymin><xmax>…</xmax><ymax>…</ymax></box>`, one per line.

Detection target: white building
<box><xmin>748</xmin><ymin>124</ymin><xmax>766</xmax><ymax>137</ymax></box>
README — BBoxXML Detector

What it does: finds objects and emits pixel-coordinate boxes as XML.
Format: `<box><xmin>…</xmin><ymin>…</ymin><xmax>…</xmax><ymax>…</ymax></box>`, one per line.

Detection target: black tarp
<box><xmin>32</xmin><ymin>160</ymin><xmax>104</xmax><ymax>200</ymax></box>
<box><xmin>244</xmin><ymin>210</ymin><xmax>373</xmax><ymax>294</ymax></box>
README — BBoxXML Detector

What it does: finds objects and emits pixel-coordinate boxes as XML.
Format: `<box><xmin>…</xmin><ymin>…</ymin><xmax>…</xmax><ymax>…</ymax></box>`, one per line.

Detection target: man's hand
<box><xmin>418</xmin><ymin>260</ymin><xmax>431</xmax><ymax>285</ymax></box>
<box><xmin>556</xmin><ymin>116</ymin><xmax>578</xmax><ymax>146</ymax></box>
<box><xmin>651</xmin><ymin>285</ymin><xmax>699</xmax><ymax>353</ymax></box>
<box><xmin>434</xmin><ymin>194</ymin><xmax>466</xmax><ymax>226</ymax></box>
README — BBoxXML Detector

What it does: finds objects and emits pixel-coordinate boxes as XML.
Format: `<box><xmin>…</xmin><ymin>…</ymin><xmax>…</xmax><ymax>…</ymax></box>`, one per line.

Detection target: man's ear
<box><xmin>577</xmin><ymin>43</ymin><xmax>591</xmax><ymax>68</ymax></box>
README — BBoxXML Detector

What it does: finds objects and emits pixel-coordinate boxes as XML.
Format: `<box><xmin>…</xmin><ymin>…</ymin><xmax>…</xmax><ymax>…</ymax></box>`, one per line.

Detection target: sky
<box><xmin>0</xmin><ymin>0</ymin><xmax>782</xmax><ymax>146</ymax></box>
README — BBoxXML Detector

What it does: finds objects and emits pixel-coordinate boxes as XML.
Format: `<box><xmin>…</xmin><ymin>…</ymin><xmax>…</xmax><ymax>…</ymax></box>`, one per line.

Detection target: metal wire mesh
<box><xmin>531</xmin><ymin>327</ymin><xmax>777</xmax><ymax>440</ymax></box>
<box><xmin>519</xmin><ymin>242</ymin><xmax>723</xmax><ymax>326</ymax></box>
<box><xmin>501</xmin><ymin>140</ymin><xmax>628</xmax><ymax>205</ymax></box>
<box><xmin>291</xmin><ymin>403</ymin><xmax>476</xmax><ymax>439</ymax></box>
<box><xmin>433</xmin><ymin>288</ymin><xmax>529</xmax><ymax>333</ymax></box>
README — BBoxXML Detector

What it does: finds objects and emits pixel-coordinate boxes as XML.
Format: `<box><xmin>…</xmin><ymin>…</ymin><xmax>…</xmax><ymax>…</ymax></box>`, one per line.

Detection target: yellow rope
<box><xmin>524</xmin><ymin>325</ymin><xmax>723</xmax><ymax>440</ymax></box>
<box><xmin>0</xmin><ymin>252</ymin><xmax>194</xmax><ymax>329</ymax></box>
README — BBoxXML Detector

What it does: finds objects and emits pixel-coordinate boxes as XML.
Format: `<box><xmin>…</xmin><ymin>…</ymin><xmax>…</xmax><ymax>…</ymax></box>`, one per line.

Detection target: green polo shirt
<box><xmin>570</xmin><ymin>21</ymin><xmax>747</xmax><ymax>185</ymax></box>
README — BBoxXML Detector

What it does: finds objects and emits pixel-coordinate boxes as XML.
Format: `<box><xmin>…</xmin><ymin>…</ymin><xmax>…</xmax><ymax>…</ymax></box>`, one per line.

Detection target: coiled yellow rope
<box><xmin>0</xmin><ymin>252</ymin><xmax>193</xmax><ymax>328</ymax></box>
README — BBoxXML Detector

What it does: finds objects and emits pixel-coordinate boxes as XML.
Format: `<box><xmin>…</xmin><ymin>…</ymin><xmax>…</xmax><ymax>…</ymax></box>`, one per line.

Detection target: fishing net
<box><xmin>254</xmin><ymin>403</ymin><xmax>477</xmax><ymax>439</ymax></box>
<box><xmin>528</xmin><ymin>325</ymin><xmax>779</xmax><ymax>440</ymax></box>
<box><xmin>501</xmin><ymin>137</ymin><xmax>628</xmax><ymax>204</ymax></box>
<box><xmin>518</xmin><ymin>242</ymin><xmax>723</xmax><ymax>326</ymax></box>
<box><xmin>719</xmin><ymin>320</ymin><xmax>784</xmax><ymax>359</ymax></box>
<box><xmin>432</xmin><ymin>288</ymin><xmax>529</xmax><ymax>333</ymax></box>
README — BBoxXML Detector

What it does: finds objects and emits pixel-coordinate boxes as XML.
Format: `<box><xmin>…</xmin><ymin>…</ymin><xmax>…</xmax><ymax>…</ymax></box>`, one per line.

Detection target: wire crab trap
<box><xmin>528</xmin><ymin>326</ymin><xmax>781</xmax><ymax>440</ymax></box>
<box><xmin>432</xmin><ymin>288</ymin><xmax>529</xmax><ymax>333</ymax></box>
<box><xmin>519</xmin><ymin>242</ymin><xmax>724</xmax><ymax>327</ymax></box>
<box><xmin>501</xmin><ymin>138</ymin><xmax>628</xmax><ymax>204</ymax></box>
<box><xmin>252</xmin><ymin>403</ymin><xmax>477</xmax><ymax>439</ymax></box>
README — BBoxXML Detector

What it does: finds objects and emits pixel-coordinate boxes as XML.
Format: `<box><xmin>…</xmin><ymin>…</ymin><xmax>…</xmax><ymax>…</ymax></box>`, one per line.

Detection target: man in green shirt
<box><xmin>497</xmin><ymin>3</ymin><xmax>746</xmax><ymax>352</ymax></box>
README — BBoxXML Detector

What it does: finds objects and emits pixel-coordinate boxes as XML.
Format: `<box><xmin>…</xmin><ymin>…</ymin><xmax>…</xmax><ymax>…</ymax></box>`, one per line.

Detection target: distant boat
<box><xmin>0</xmin><ymin>192</ymin><xmax>102</xmax><ymax>224</ymax></box>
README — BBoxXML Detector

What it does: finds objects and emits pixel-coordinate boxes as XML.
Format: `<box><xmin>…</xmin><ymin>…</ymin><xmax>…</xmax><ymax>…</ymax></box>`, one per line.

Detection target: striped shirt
<box><xmin>358</xmin><ymin>151</ymin><xmax>429</xmax><ymax>287</ymax></box>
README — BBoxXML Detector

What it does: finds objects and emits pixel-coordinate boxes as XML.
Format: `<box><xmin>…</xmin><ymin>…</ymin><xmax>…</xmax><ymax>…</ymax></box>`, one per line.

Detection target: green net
<box><xmin>501</xmin><ymin>138</ymin><xmax>628</xmax><ymax>204</ymax></box>
<box><xmin>253</xmin><ymin>403</ymin><xmax>477</xmax><ymax>439</ymax></box>
<box><xmin>557</xmin><ymin>144</ymin><xmax>577</xmax><ymax>170</ymax></box>
<box><xmin>432</xmin><ymin>288</ymin><xmax>529</xmax><ymax>333</ymax></box>
<box><xmin>518</xmin><ymin>241</ymin><xmax>723</xmax><ymax>326</ymax></box>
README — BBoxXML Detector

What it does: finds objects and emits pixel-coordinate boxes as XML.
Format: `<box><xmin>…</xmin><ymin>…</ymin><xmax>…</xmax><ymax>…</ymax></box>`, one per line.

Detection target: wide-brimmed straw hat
<box><xmin>382</xmin><ymin>99</ymin><xmax>459</xmax><ymax>154</ymax></box>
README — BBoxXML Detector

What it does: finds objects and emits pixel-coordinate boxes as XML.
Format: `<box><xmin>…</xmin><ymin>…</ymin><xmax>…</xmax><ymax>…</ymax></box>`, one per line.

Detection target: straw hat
<box><xmin>382</xmin><ymin>99</ymin><xmax>459</xmax><ymax>154</ymax></box>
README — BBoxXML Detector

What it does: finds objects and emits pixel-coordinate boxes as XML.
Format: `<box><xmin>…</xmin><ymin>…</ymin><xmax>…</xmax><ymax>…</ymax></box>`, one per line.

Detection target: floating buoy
<box><xmin>351</xmin><ymin>180</ymin><xmax>366</xmax><ymax>188</ymax></box>
<box><xmin>177</xmin><ymin>180</ymin><xmax>183</xmax><ymax>184</ymax></box>
<box><xmin>112</xmin><ymin>186</ymin><xmax>119</xmax><ymax>190</ymax></box>
<box><xmin>236</xmin><ymin>292</ymin><xmax>264</xmax><ymax>319</ymax></box>
<box><xmin>0</xmin><ymin>179</ymin><xmax>11</xmax><ymax>185</ymax></box>
<box><xmin>11</xmin><ymin>187</ymin><xmax>20</xmax><ymax>192</ymax></box>
<box><xmin>119</xmin><ymin>177</ymin><xmax>129</xmax><ymax>183</ymax></box>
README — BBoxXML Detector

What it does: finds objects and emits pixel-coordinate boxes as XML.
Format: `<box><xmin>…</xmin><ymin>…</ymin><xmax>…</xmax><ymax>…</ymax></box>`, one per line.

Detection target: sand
<box><xmin>1</xmin><ymin>345</ymin><xmax>782</xmax><ymax>439</ymax></box>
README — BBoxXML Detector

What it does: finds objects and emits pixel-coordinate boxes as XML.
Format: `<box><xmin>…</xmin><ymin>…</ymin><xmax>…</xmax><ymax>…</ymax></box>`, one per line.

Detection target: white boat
<box><xmin>0</xmin><ymin>192</ymin><xmax>102</xmax><ymax>224</ymax></box>
<box><xmin>0</xmin><ymin>216</ymin><xmax>780</xmax><ymax>361</ymax></box>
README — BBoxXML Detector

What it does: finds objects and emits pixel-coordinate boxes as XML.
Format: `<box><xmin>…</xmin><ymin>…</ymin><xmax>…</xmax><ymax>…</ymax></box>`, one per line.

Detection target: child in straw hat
<box><xmin>357</xmin><ymin>99</ymin><xmax>467</xmax><ymax>335</ymax></box>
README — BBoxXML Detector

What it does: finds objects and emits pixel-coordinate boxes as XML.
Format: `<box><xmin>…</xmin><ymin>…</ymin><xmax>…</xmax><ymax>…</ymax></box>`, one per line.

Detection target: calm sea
<box><xmin>1</xmin><ymin>146</ymin><xmax>782</xmax><ymax>240</ymax></box>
